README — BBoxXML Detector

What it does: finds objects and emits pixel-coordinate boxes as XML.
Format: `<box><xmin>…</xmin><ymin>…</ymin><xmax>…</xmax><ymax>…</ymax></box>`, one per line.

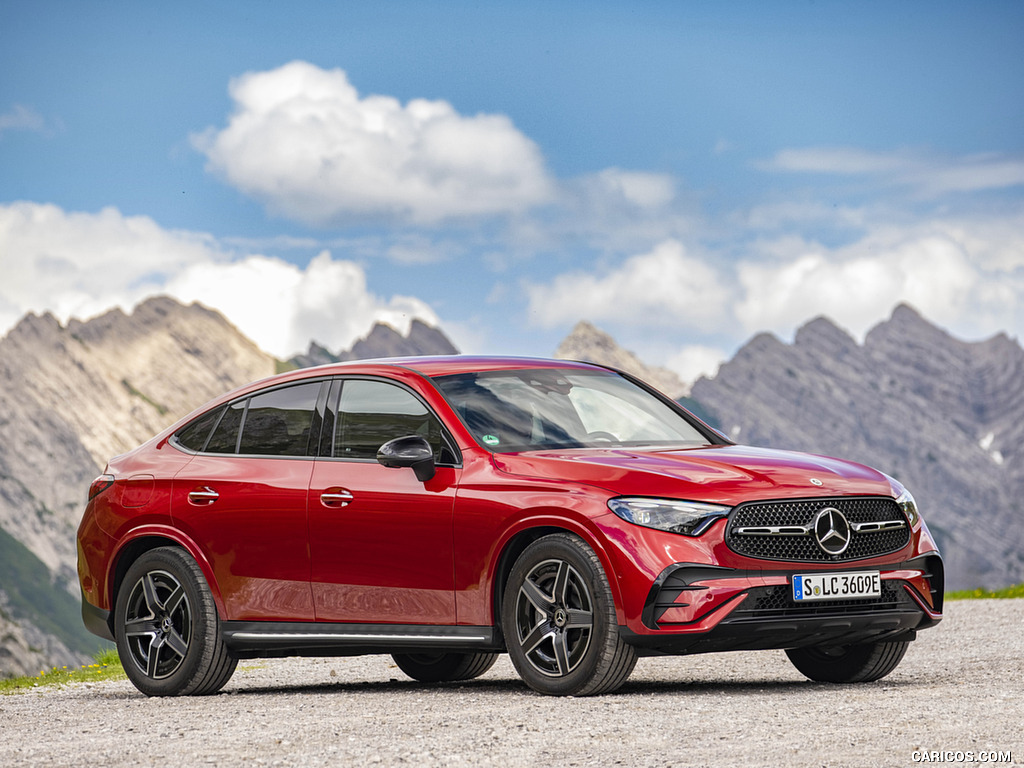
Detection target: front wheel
<box><xmin>786</xmin><ymin>639</ymin><xmax>909</xmax><ymax>683</ymax></box>
<box><xmin>114</xmin><ymin>547</ymin><xmax>237</xmax><ymax>696</ymax></box>
<box><xmin>391</xmin><ymin>651</ymin><xmax>499</xmax><ymax>682</ymax></box>
<box><xmin>502</xmin><ymin>533</ymin><xmax>637</xmax><ymax>696</ymax></box>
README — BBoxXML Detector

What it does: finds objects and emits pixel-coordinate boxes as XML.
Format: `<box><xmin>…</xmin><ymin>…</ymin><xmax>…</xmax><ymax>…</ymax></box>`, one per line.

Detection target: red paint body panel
<box><xmin>308</xmin><ymin>460</ymin><xmax>457</xmax><ymax>623</ymax></box>
<box><xmin>170</xmin><ymin>455</ymin><xmax>315</xmax><ymax>620</ymax></box>
<box><xmin>77</xmin><ymin>355</ymin><xmax>943</xmax><ymax>663</ymax></box>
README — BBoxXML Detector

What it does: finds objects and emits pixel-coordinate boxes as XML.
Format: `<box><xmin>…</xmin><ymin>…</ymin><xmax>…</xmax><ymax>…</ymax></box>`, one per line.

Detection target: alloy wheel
<box><xmin>122</xmin><ymin>569</ymin><xmax>193</xmax><ymax>679</ymax></box>
<box><xmin>513</xmin><ymin>558</ymin><xmax>595</xmax><ymax>677</ymax></box>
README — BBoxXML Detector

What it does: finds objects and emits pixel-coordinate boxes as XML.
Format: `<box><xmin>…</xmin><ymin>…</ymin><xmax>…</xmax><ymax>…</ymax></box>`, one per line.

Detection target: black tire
<box><xmin>786</xmin><ymin>639</ymin><xmax>910</xmax><ymax>683</ymax></box>
<box><xmin>501</xmin><ymin>533</ymin><xmax>637</xmax><ymax>696</ymax></box>
<box><xmin>391</xmin><ymin>651</ymin><xmax>499</xmax><ymax>682</ymax></box>
<box><xmin>114</xmin><ymin>547</ymin><xmax>237</xmax><ymax>697</ymax></box>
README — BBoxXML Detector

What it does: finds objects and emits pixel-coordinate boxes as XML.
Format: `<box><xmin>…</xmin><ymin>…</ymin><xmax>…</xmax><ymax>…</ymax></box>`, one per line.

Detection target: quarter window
<box><xmin>174</xmin><ymin>407</ymin><xmax>223</xmax><ymax>452</ymax></box>
<box><xmin>205</xmin><ymin>401</ymin><xmax>245</xmax><ymax>454</ymax></box>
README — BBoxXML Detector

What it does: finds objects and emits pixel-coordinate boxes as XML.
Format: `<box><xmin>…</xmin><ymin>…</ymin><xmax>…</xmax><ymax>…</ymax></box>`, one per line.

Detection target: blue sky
<box><xmin>2</xmin><ymin>1</ymin><xmax>1023</xmax><ymax>380</ymax></box>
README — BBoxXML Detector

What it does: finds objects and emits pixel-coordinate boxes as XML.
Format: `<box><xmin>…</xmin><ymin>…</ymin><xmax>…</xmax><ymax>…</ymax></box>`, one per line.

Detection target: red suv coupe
<box><xmin>78</xmin><ymin>356</ymin><xmax>943</xmax><ymax>696</ymax></box>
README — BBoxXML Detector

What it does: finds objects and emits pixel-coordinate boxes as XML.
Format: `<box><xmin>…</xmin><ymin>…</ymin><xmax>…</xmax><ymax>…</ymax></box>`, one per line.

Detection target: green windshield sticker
<box><xmin>482</xmin><ymin>434</ymin><xmax>500</xmax><ymax>446</ymax></box>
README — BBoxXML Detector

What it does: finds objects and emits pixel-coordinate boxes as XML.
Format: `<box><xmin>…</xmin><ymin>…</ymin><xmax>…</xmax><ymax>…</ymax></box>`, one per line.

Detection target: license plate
<box><xmin>792</xmin><ymin>571</ymin><xmax>881</xmax><ymax>601</ymax></box>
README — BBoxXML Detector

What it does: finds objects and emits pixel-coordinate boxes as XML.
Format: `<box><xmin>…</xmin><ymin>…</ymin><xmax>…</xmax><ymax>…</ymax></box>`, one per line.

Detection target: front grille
<box><xmin>729</xmin><ymin>580</ymin><xmax>913</xmax><ymax>620</ymax></box>
<box><xmin>726</xmin><ymin>496</ymin><xmax>910</xmax><ymax>562</ymax></box>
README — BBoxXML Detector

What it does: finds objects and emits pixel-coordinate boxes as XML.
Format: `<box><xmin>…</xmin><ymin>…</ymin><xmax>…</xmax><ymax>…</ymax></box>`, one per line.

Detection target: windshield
<box><xmin>431</xmin><ymin>368</ymin><xmax>713</xmax><ymax>452</ymax></box>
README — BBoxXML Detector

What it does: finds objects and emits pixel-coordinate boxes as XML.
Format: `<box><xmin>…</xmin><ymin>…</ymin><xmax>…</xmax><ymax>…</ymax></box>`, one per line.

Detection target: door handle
<box><xmin>188</xmin><ymin>487</ymin><xmax>219</xmax><ymax>505</ymax></box>
<box><xmin>320</xmin><ymin>489</ymin><xmax>354</xmax><ymax>507</ymax></box>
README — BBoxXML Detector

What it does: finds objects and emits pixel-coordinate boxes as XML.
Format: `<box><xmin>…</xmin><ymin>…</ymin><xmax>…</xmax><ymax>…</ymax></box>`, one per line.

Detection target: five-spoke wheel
<box><xmin>502</xmin><ymin>533</ymin><xmax>636</xmax><ymax>696</ymax></box>
<box><xmin>115</xmin><ymin>547</ymin><xmax>237</xmax><ymax>696</ymax></box>
<box><xmin>121</xmin><ymin>567</ymin><xmax>192</xmax><ymax>680</ymax></box>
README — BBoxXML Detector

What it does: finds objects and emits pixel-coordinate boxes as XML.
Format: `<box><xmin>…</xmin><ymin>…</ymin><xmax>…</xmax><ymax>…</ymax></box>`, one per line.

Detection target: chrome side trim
<box><xmin>225</xmin><ymin>631</ymin><xmax>490</xmax><ymax>643</ymax></box>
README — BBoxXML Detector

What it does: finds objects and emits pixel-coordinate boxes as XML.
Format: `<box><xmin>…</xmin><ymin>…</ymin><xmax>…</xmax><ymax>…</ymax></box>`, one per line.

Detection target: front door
<box><xmin>308</xmin><ymin>378</ymin><xmax>458</xmax><ymax>624</ymax></box>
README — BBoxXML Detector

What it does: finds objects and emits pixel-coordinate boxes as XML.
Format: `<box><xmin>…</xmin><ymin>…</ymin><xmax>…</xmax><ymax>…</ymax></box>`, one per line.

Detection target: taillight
<box><xmin>88</xmin><ymin>474</ymin><xmax>115</xmax><ymax>501</ymax></box>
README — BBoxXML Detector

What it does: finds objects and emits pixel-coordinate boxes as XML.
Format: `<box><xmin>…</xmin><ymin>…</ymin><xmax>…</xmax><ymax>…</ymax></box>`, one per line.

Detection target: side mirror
<box><xmin>376</xmin><ymin>435</ymin><xmax>436</xmax><ymax>483</ymax></box>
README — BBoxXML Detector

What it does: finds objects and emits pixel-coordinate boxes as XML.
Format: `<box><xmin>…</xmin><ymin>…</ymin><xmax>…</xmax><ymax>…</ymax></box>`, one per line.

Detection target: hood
<box><xmin>491</xmin><ymin>444</ymin><xmax>894</xmax><ymax>504</ymax></box>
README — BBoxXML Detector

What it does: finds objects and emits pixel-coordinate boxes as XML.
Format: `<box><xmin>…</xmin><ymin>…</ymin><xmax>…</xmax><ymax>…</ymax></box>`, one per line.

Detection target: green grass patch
<box><xmin>0</xmin><ymin>648</ymin><xmax>124</xmax><ymax>694</ymax></box>
<box><xmin>946</xmin><ymin>583</ymin><xmax>1024</xmax><ymax>600</ymax></box>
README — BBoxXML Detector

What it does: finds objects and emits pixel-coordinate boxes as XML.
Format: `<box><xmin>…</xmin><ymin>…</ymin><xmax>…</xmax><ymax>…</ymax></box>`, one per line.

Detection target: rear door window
<box><xmin>238</xmin><ymin>382</ymin><xmax>322</xmax><ymax>456</ymax></box>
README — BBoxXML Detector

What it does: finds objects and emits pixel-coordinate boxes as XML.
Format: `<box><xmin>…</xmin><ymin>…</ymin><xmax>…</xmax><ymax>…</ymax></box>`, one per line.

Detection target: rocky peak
<box><xmin>555</xmin><ymin>320</ymin><xmax>688</xmax><ymax>398</ymax></box>
<box><xmin>290</xmin><ymin>319</ymin><xmax>459</xmax><ymax>368</ymax></box>
<box><xmin>793</xmin><ymin>316</ymin><xmax>860</xmax><ymax>360</ymax></box>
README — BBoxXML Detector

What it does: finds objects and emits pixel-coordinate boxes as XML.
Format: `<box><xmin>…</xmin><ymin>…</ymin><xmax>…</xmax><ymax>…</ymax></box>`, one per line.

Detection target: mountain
<box><xmin>555</xmin><ymin>320</ymin><xmax>688</xmax><ymax>398</ymax></box>
<box><xmin>690</xmin><ymin>305</ymin><xmax>1024</xmax><ymax>591</ymax></box>
<box><xmin>3</xmin><ymin>296</ymin><xmax>1020</xmax><ymax>676</ymax></box>
<box><xmin>289</xmin><ymin>319</ymin><xmax>459</xmax><ymax>368</ymax></box>
<box><xmin>0</xmin><ymin>297</ymin><xmax>277</xmax><ymax>675</ymax></box>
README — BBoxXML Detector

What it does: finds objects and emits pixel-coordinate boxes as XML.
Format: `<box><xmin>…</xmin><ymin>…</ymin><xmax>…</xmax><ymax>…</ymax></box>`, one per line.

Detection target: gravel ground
<box><xmin>2</xmin><ymin>600</ymin><xmax>1021</xmax><ymax>768</ymax></box>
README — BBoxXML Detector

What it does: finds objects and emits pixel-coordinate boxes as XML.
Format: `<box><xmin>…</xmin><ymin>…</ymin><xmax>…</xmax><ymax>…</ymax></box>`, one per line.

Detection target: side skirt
<box><xmin>221</xmin><ymin>621</ymin><xmax>503</xmax><ymax>659</ymax></box>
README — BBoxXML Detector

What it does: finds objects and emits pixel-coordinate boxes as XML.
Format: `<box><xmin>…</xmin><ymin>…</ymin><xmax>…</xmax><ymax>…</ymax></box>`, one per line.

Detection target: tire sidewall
<box><xmin>501</xmin><ymin>533</ymin><xmax>619</xmax><ymax>696</ymax></box>
<box><xmin>114</xmin><ymin>547</ymin><xmax>217</xmax><ymax>697</ymax></box>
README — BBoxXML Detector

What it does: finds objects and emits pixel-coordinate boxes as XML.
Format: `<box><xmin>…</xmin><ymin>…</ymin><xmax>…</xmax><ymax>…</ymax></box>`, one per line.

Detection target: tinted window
<box><xmin>205</xmin><ymin>401</ymin><xmax>245</xmax><ymax>454</ymax></box>
<box><xmin>175</xmin><ymin>407</ymin><xmax>223</xmax><ymax>452</ymax></box>
<box><xmin>238</xmin><ymin>382</ymin><xmax>321</xmax><ymax>456</ymax></box>
<box><xmin>335</xmin><ymin>380</ymin><xmax>446</xmax><ymax>461</ymax></box>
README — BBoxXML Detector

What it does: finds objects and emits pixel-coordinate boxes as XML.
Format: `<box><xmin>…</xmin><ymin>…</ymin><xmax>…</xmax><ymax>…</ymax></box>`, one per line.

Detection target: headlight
<box><xmin>607</xmin><ymin>497</ymin><xmax>731</xmax><ymax>536</ymax></box>
<box><xmin>896</xmin><ymin>488</ymin><xmax>920</xmax><ymax>527</ymax></box>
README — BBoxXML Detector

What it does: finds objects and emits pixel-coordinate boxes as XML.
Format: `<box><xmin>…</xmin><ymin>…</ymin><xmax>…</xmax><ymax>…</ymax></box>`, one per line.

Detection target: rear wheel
<box><xmin>114</xmin><ymin>547</ymin><xmax>237</xmax><ymax>696</ymax></box>
<box><xmin>502</xmin><ymin>533</ymin><xmax>636</xmax><ymax>696</ymax></box>
<box><xmin>786</xmin><ymin>639</ymin><xmax>909</xmax><ymax>683</ymax></box>
<box><xmin>391</xmin><ymin>651</ymin><xmax>499</xmax><ymax>682</ymax></box>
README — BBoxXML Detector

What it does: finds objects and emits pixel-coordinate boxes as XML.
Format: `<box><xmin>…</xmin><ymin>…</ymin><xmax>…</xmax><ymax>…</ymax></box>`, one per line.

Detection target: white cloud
<box><xmin>0</xmin><ymin>104</ymin><xmax>48</xmax><ymax>137</ymax></box>
<box><xmin>735</xmin><ymin>223</ymin><xmax>1023</xmax><ymax>342</ymax></box>
<box><xmin>193</xmin><ymin>61</ymin><xmax>553</xmax><ymax>225</ymax></box>
<box><xmin>166</xmin><ymin>250</ymin><xmax>437</xmax><ymax>357</ymax></box>
<box><xmin>525</xmin><ymin>215</ymin><xmax>1024</xmax><ymax>375</ymax></box>
<box><xmin>763</xmin><ymin>146</ymin><xmax>1024</xmax><ymax>196</ymax></box>
<box><xmin>0</xmin><ymin>203</ymin><xmax>437</xmax><ymax>358</ymax></box>
<box><xmin>577</xmin><ymin>169</ymin><xmax>676</xmax><ymax>210</ymax></box>
<box><xmin>666</xmin><ymin>344</ymin><xmax>727</xmax><ymax>383</ymax></box>
<box><xmin>0</xmin><ymin>202</ymin><xmax>219</xmax><ymax>330</ymax></box>
<box><xmin>525</xmin><ymin>239</ymin><xmax>733</xmax><ymax>328</ymax></box>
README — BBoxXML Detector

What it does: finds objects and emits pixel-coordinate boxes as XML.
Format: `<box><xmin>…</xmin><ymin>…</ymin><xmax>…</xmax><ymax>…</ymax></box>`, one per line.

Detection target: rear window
<box><xmin>175</xmin><ymin>381</ymin><xmax>323</xmax><ymax>456</ymax></box>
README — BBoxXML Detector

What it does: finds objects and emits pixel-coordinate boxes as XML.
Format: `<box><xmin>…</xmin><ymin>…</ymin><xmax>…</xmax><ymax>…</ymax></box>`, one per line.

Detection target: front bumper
<box><xmin>621</xmin><ymin>554</ymin><xmax>943</xmax><ymax>656</ymax></box>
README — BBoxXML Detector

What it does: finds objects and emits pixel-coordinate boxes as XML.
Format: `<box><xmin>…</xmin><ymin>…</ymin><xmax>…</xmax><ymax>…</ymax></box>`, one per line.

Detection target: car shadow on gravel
<box><xmin>616</xmin><ymin>677</ymin><xmax>921</xmax><ymax>697</ymax></box>
<box><xmin>224</xmin><ymin>677</ymin><xmax>530</xmax><ymax>698</ymax></box>
<box><xmin>220</xmin><ymin>675</ymin><xmax>921</xmax><ymax>699</ymax></box>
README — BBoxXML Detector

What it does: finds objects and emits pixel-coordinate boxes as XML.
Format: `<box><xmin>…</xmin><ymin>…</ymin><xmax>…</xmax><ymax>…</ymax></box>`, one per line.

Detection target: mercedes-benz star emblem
<box><xmin>813</xmin><ymin>507</ymin><xmax>852</xmax><ymax>556</ymax></box>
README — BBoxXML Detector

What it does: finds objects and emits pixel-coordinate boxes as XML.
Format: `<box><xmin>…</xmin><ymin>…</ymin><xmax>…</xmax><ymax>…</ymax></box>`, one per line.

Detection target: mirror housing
<box><xmin>376</xmin><ymin>435</ymin><xmax>436</xmax><ymax>483</ymax></box>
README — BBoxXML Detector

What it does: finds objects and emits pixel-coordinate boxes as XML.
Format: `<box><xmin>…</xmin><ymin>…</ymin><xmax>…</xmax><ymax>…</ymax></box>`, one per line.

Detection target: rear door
<box><xmin>171</xmin><ymin>380</ymin><xmax>325</xmax><ymax>621</ymax></box>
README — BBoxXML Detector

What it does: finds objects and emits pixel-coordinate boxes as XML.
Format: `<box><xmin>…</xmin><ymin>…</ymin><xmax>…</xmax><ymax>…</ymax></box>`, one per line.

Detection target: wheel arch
<box><xmin>108</xmin><ymin>527</ymin><xmax>226</xmax><ymax>626</ymax></box>
<box><xmin>490</xmin><ymin>518</ymin><xmax>625</xmax><ymax>637</ymax></box>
